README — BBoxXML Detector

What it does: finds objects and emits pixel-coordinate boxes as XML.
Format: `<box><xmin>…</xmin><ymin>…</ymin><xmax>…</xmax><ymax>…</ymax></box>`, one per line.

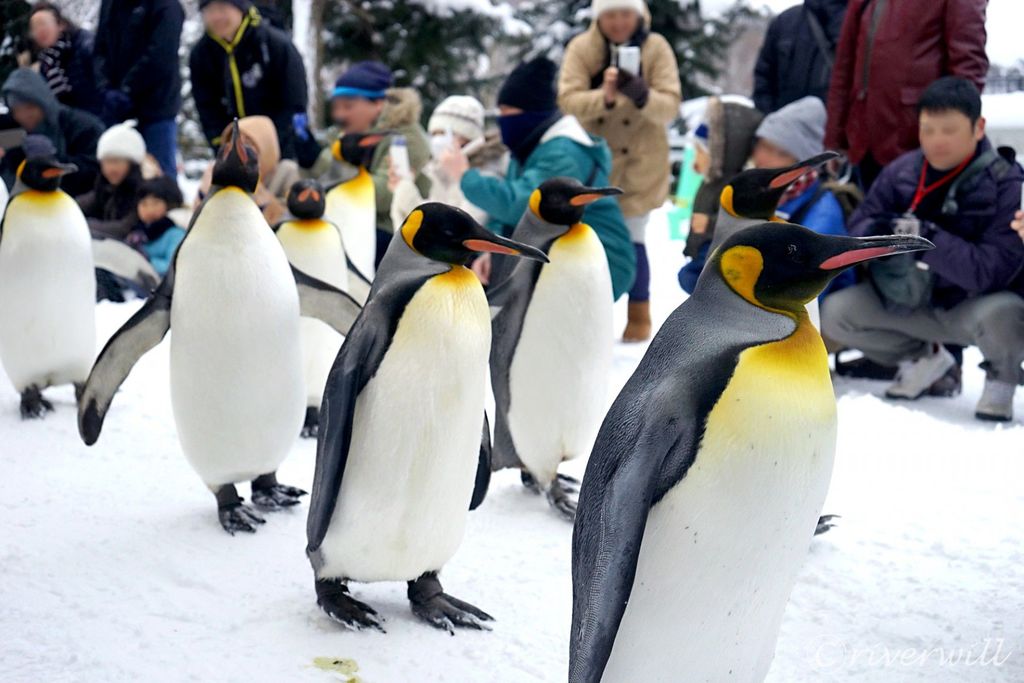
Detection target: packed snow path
<box><xmin>2</xmin><ymin>213</ymin><xmax>1022</xmax><ymax>682</ymax></box>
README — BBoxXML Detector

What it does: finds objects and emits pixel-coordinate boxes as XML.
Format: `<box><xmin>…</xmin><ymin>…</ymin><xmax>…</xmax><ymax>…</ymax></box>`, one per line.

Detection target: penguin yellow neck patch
<box><xmin>434</xmin><ymin>265</ymin><xmax>479</xmax><ymax>288</ymax></box>
<box><xmin>557</xmin><ymin>223</ymin><xmax>592</xmax><ymax>246</ymax></box>
<box><xmin>288</xmin><ymin>219</ymin><xmax>329</xmax><ymax>232</ymax></box>
<box><xmin>401</xmin><ymin>209</ymin><xmax>424</xmax><ymax>252</ymax></box>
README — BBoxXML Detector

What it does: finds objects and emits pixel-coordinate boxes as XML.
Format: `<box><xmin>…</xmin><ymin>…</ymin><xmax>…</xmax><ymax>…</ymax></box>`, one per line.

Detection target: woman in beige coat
<box><xmin>559</xmin><ymin>0</ymin><xmax>681</xmax><ymax>341</ymax></box>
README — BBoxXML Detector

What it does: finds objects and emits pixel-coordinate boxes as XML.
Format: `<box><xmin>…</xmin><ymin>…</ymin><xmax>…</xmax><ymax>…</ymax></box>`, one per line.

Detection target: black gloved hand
<box><xmin>616</xmin><ymin>70</ymin><xmax>649</xmax><ymax>109</ymax></box>
<box><xmin>102</xmin><ymin>89</ymin><xmax>133</xmax><ymax>126</ymax></box>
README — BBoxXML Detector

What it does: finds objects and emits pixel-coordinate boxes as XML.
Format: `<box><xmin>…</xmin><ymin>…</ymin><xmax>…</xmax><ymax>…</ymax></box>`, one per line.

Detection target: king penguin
<box><xmin>275</xmin><ymin>179</ymin><xmax>370</xmax><ymax>438</ymax></box>
<box><xmin>488</xmin><ymin>177</ymin><xmax>621</xmax><ymax>519</ymax></box>
<box><xmin>707</xmin><ymin>151</ymin><xmax>838</xmax><ymax>332</ymax></box>
<box><xmin>77</xmin><ymin>121</ymin><xmax>363</xmax><ymax>534</ymax></box>
<box><xmin>307</xmin><ymin>203</ymin><xmax>547</xmax><ymax>633</ymax></box>
<box><xmin>707</xmin><ymin>151</ymin><xmax>838</xmax><ymax>254</ymax></box>
<box><xmin>0</xmin><ymin>135</ymin><xmax>95</xmax><ymax>418</ymax></box>
<box><xmin>322</xmin><ymin>133</ymin><xmax>386</xmax><ymax>281</ymax></box>
<box><xmin>569</xmin><ymin>223</ymin><xmax>933</xmax><ymax>683</ymax></box>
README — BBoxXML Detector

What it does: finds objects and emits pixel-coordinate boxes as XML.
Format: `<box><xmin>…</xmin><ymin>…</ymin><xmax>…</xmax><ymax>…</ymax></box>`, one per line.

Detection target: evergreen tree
<box><xmin>322</xmin><ymin>0</ymin><xmax>526</xmax><ymax>120</ymax></box>
<box><xmin>0</xmin><ymin>0</ymin><xmax>31</xmax><ymax>85</ymax></box>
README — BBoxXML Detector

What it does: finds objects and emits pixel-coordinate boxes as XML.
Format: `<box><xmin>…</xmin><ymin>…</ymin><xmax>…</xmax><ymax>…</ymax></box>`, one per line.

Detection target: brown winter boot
<box><xmin>622</xmin><ymin>301</ymin><xmax>652</xmax><ymax>343</ymax></box>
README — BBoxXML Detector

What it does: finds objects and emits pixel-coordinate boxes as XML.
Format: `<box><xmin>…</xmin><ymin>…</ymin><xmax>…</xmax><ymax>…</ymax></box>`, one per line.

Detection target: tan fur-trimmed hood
<box><xmin>378</xmin><ymin>88</ymin><xmax>423</xmax><ymax>129</ymax></box>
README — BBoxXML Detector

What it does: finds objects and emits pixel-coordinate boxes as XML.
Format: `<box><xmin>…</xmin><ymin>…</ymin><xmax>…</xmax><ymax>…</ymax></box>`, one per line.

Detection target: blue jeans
<box><xmin>139</xmin><ymin>119</ymin><xmax>178</xmax><ymax>179</ymax></box>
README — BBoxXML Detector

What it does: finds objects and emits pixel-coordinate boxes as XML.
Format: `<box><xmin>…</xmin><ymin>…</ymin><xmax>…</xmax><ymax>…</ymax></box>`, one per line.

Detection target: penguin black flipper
<box><xmin>292</xmin><ymin>265</ymin><xmax>363</xmax><ymax>336</ymax></box>
<box><xmin>78</xmin><ymin>271</ymin><xmax>175</xmax><ymax>446</ymax></box>
<box><xmin>568</xmin><ymin>278</ymin><xmax>799</xmax><ymax>683</ymax></box>
<box><xmin>469</xmin><ymin>414</ymin><xmax>493</xmax><ymax>511</ymax></box>
<box><xmin>306</xmin><ymin>274</ymin><xmax>434</xmax><ymax>557</ymax></box>
<box><xmin>91</xmin><ymin>234</ymin><xmax>161</xmax><ymax>292</ymax></box>
<box><xmin>345</xmin><ymin>254</ymin><xmax>373</xmax><ymax>304</ymax></box>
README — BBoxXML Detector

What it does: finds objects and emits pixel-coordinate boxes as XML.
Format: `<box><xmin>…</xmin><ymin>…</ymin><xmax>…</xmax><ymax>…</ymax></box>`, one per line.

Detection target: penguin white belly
<box><xmin>325</xmin><ymin>168</ymin><xmax>376</xmax><ymax>280</ymax></box>
<box><xmin>277</xmin><ymin>220</ymin><xmax>349</xmax><ymax>405</ymax></box>
<box><xmin>604</xmin><ymin>320</ymin><xmax>836</xmax><ymax>683</ymax></box>
<box><xmin>318</xmin><ymin>267</ymin><xmax>490</xmax><ymax>582</ymax></box>
<box><xmin>0</xmin><ymin>191</ymin><xmax>95</xmax><ymax>391</ymax></box>
<box><xmin>507</xmin><ymin>225</ymin><xmax>613</xmax><ymax>485</ymax></box>
<box><xmin>169</xmin><ymin>189</ymin><xmax>305</xmax><ymax>486</ymax></box>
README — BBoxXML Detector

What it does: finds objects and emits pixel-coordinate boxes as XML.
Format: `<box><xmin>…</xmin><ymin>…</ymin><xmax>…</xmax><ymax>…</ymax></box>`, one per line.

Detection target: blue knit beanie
<box><xmin>331</xmin><ymin>61</ymin><xmax>394</xmax><ymax>100</ymax></box>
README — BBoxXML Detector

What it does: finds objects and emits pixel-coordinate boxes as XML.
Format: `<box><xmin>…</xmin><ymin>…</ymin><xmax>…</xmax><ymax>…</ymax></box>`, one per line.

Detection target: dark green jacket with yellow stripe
<box><xmin>189</xmin><ymin>7</ymin><xmax>307</xmax><ymax>160</ymax></box>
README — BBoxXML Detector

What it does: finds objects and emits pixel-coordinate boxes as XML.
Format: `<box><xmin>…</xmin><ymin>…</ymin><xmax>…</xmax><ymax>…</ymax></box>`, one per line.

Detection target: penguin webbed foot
<box><xmin>20</xmin><ymin>386</ymin><xmax>54</xmax><ymax>419</ymax></box>
<box><xmin>300</xmin><ymin>406</ymin><xmax>319</xmax><ymax>439</ymax></box>
<box><xmin>815</xmin><ymin>514</ymin><xmax>841</xmax><ymax>535</ymax></box>
<box><xmin>218</xmin><ymin>502</ymin><xmax>266</xmax><ymax>534</ymax></box>
<box><xmin>546</xmin><ymin>478</ymin><xmax>579</xmax><ymax>520</ymax></box>
<box><xmin>316</xmin><ymin>579</ymin><xmax>386</xmax><ymax>633</ymax></box>
<box><xmin>520</xmin><ymin>470</ymin><xmax>541</xmax><ymax>494</ymax></box>
<box><xmin>408</xmin><ymin>572</ymin><xmax>493</xmax><ymax>635</ymax></box>
<box><xmin>215</xmin><ymin>484</ymin><xmax>266</xmax><ymax>534</ymax></box>
<box><xmin>251</xmin><ymin>472</ymin><xmax>307</xmax><ymax>510</ymax></box>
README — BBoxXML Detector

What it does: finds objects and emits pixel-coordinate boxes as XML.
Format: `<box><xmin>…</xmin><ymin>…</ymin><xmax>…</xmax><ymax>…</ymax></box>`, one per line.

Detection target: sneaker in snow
<box><xmin>975</xmin><ymin>379</ymin><xmax>1016</xmax><ymax>422</ymax></box>
<box><xmin>885</xmin><ymin>346</ymin><xmax>957</xmax><ymax>400</ymax></box>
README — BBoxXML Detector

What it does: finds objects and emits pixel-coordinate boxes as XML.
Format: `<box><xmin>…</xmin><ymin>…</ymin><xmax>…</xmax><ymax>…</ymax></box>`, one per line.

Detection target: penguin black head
<box><xmin>399</xmin><ymin>203</ymin><xmax>549</xmax><ymax>266</ymax></box>
<box><xmin>331</xmin><ymin>132</ymin><xmax>388</xmax><ymax>168</ymax></box>
<box><xmin>212</xmin><ymin>119</ymin><xmax>260</xmax><ymax>192</ymax></box>
<box><xmin>17</xmin><ymin>156</ymin><xmax>77</xmax><ymax>192</ymax></box>
<box><xmin>529</xmin><ymin>178</ymin><xmax>622</xmax><ymax>226</ymax></box>
<box><xmin>287</xmin><ymin>179</ymin><xmax>326</xmax><ymax>219</ymax></box>
<box><xmin>721</xmin><ymin>152</ymin><xmax>839</xmax><ymax>220</ymax></box>
<box><xmin>711</xmin><ymin>222</ymin><xmax>933</xmax><ymax>313</ymax></box>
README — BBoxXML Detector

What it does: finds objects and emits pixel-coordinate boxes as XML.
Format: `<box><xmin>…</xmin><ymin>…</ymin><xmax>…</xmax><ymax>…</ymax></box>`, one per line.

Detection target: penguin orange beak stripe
<box><xmin>360</xmin><ymin>134</ymin><xmax>386</xmax><ymax>147</ymax></box>
<box><xmin>768</xmin><ymin>167</ymin><xmax>811</xmax><ymax>189</ymax></box>
<box><xmin>818</xmin><ymin>235</ymin><xmax>935</xmax><ymax>270</ymax></box>
<box><xmin>569</xmin><ymin>188</ymin><xmax>623</xmax><ymax>206</ymax></box>
<box><xmin>41</xmin><ymin>167</ymin><xmax>67</xmax><ymax>179</ymax></box>
<box><xmin>463</xmin><ymin>239</ymin><xmax>521</xmax><ymax>255</ymax></box>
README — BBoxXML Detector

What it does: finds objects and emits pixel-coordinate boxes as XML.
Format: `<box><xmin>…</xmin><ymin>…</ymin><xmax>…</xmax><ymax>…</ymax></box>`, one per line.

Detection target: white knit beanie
<box><xmin>96</xmin><ymin>122</ymin><xmax>146</xmax><ymax>164</ymax></box>
<box><xmin>592</xmin><ymin>0</ymin><xmax>644</xmax><ymax>17</ymax></box>
<box><xmin>428</xmin><ymin>96</ymin><xmax>486</xmax><ymax>142</ymax></box>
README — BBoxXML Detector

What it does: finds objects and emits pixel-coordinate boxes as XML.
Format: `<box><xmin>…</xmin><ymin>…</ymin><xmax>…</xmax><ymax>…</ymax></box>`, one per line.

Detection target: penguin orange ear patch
<box><xmin>528</xmin><ymin>189</ymin><xmax>542</xmax><ymax>217</ymax></box>
<box><xmin>719</xmin><ymin>245</ymin><xmax>764</xmax><ymax>307</ymax></box>
<box><xmin>401</xmin><ymin>209</ymin><xmax>424</xmax><ymax>252</ymax></box>
<box><xmin>719</xmin><ymin>185</ymin><xmax>737</xmax><ymax>217</ymax></box>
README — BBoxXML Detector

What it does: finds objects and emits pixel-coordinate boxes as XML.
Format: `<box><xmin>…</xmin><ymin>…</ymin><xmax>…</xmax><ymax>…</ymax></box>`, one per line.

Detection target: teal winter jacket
<box><xmin>461</xmin><ymin>115</ymin><xmax>635</xmax><ymax>299</ymax></box>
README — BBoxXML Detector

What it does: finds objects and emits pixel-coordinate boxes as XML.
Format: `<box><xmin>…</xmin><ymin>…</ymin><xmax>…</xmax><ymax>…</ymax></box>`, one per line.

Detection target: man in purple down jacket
<box><xmin>822</xmin><ymin>77</ymin><xmax>1024</xmax><ymax>422</ymax></box>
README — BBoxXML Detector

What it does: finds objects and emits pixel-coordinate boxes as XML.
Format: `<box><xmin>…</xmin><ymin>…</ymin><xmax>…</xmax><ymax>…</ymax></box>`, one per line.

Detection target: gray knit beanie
<box><xmin>755</xmin><ymin>96</ymin><xmax>827</xmax><ymax>161</ymax></box>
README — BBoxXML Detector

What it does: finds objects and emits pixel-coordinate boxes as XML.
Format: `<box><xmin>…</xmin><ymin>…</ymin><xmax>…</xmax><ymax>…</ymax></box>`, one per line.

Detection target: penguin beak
<box><xmin>359</xmin><ymin>133</ymin><xmax>388</xmax><ymax>147</ymax></box>
<box><xmin>41</xmin><ymin>162</ymin><xmax>77</xmax><ymax>178</ymax></box>
<box><xmin>817</xmin><ymin>234</ymin><xmax>934</xmax><ymax>271</ymax></box>
<box><xmin>767</xmin><ymin>151</ymin><xmax>839</xmax><ymax>189</ymax></box>
<box><xmin>229</xmin><ymin>120</ymin><xmax>249</xmax><ymax>163</ymax></box>
<box><xmin>463</xmin><ymin>231</ymin><xmax>549</xmax><ymax>262</ymax></box>
<box><xmin>568</xmin><ymin>186</ymin><xmax>623</xmax><ymax>206</ymax></box>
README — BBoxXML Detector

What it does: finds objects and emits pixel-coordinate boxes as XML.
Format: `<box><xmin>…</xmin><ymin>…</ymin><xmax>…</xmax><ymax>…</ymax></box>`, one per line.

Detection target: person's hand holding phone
<box><xmin>603</xmin><ymin>66</ymin><xmax>619</xmax><ymax>107</ymax></box>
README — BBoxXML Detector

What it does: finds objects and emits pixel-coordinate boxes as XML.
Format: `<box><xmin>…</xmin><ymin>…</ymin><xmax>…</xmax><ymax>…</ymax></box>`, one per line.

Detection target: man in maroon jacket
<box><xmin>824</xmin><ymin>0</ymin><xmax>988</xmax><ymax>190</ymax></box>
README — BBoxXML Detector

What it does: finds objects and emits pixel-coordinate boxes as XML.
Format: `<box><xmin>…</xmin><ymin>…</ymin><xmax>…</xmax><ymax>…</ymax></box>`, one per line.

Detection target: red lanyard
<box><xmin>908</xmin><ymin>155</ymin><xmax>973</xmax><ymax>214</ymax></box>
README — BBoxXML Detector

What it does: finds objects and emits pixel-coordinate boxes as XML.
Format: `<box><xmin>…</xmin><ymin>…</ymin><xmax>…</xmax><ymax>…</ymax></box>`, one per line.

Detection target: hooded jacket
<box><xmin>94</xmin><ymin>0</ymin><xmax>184</xmax><ymax>123</ymax></box>
<box><xmin>0</xmin><ymin>68</ymin><xmax>104</xmax><ymax>196</ymax></box>
<box><xmin>558</xmin><ymin>4</ymin><xmax>682</xmax><ymax>218</ymax></box>
<box><xmin>189</xmin><ymin>8</ymin><xmax>308</xmax><ymax>160</ymax></box>
<box><xmin>461</xmin><ymin>114</ymin><xmax>636</xmax><ymax>299</ymax></box>
<box><xmin>753</xmin><ymin>0</ymin><xmax>847</xmax><ymax>114</ymax></box>
<box><xmin>825</xmin><ymin>0</ymin><xmax>988</xmax><ymax>166</ymax></box>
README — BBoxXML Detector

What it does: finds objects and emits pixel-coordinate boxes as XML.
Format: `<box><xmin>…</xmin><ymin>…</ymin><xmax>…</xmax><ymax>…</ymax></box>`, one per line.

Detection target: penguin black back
<box><xmin>212</xmin><ymin>120</ymin><xmax>260</xmax><ymax>192</ymax></box>
<box><xmin>287</xmin><ymin>180</ymin><xmax>326</xmax><ymax>220</ymax></box>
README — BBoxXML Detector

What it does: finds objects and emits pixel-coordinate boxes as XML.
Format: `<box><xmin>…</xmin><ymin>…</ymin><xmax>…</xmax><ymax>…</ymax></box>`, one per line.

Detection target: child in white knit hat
<box><xmin>76</xmin><ymin>122</ymin><xmax>147</xmax><ymax>240</ymax></box>
<box><xmin>388</xmin><ymin>95</ymin><xmax>506</xmax><ymax>281</ymax></box>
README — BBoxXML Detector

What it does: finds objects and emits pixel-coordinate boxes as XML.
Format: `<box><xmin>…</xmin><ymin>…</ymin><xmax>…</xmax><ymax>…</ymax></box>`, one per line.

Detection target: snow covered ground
<box><xmin>1</xmin><ymin>210</ymin><xmax>1023</xmax><ymax>682</ymax></box>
